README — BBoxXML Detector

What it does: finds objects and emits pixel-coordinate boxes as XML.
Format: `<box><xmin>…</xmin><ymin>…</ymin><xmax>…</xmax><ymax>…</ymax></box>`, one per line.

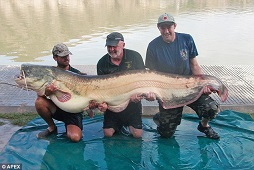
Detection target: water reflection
<box><xmin>1</xmin><ymin>0</ymin><xmax>254</xmax><ymax>65</ymax></box>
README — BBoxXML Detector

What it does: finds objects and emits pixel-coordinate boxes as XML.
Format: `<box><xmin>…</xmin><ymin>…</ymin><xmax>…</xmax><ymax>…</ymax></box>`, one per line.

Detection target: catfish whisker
<box><xmin>0</xmin><ymin>82</ymin><xmax>18</xmax><ymax>87</ymax></box>
<box><xmin>17</xmin><ymin>86</ymin><xmax>33</xmax><ymax>97</ymax></box>
<box><xmin>22</xmin><ymin>70</ymin><xmax>29</xmax><ymax>95</ymax></box>
<box><xmin>16</xmin><ymin>87</ymin><xmax>25</xmax><ymax>97</ymax></box>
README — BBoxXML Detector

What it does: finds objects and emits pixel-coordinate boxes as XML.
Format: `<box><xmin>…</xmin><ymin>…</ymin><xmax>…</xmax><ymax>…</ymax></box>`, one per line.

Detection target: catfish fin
<box><xmin>108</xmin><ymin>100</ymin><xmax>130</xmax><ymax>112</ymax></box>
<box><xmin>161</xmin><ymin>92</ymin><xmax>203</xmax><ymax>109</ymax></box>
<box><xmin>54</xmin><ymin>90</ymin><xmax>72</xmax><ymax>102</ymax></box>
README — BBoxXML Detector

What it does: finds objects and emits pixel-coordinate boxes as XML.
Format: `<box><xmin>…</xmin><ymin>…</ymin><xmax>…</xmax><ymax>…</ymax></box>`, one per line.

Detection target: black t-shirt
<box><xmin>68</xmin><ymin>65</ymin><xmax>82</xmax><ymax>74</ymax></box>
<box><xmin>97</xmin><ymin>49</ymin><xmax>145</xmax><ymax>75</ymax></box>
<box><xmin>96</xmin><ymin>48</ymin><xmax>145</xmax><ymax>114</ymax></box>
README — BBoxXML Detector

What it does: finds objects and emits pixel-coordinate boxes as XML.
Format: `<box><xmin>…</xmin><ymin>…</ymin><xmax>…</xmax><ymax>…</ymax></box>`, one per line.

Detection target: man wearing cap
<box><xmin>35</xmin><ymin>43</ymin><xmax>85</xmax><ymax>142</ymax></box>
<box><xmin>145</xmin><ymin>13</ymin><xmax>221</xmax><ymax>139</ymax></box>
<box><xmin>96</xmin><ymin>32</ymin><xmax>150</xmax><ymax>138</ymax></box>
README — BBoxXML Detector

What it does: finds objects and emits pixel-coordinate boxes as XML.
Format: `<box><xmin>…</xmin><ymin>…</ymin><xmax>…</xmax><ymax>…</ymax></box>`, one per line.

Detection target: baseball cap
<box><xmin>105</xmin><ymin>32</ymin><xmax>124</xmax><ymax>46</ymax></box>
<box><xmin>52</xmin><ymin>43</ymin><xmax>72</xmax><ymax>57</ymax></box>
<box><xmin>157</xmin><ymin>13</ymin><xmax>175</xmax><ymax>27</ymax></box>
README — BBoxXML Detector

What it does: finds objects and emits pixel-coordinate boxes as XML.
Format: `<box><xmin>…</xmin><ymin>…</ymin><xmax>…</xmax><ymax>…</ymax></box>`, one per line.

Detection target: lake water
<box><xmin>1</xmin><ymin>0</ymin><xmax>254</xmax><ymax>66</ymax></box>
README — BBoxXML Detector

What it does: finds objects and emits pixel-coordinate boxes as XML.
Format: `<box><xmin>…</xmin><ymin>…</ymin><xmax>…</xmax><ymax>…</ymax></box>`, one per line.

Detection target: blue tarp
<box><xmin>0</xmin><ymin>110</ymin><xmax>254</xmax><ymax>170</ymax></box>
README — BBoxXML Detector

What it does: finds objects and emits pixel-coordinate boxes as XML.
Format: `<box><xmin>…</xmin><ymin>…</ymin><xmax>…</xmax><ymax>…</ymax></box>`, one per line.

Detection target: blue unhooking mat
<box><xmin>0</xmin><ymin>110</ymin><xmax>253</xmax><ymax>170</ymax></box>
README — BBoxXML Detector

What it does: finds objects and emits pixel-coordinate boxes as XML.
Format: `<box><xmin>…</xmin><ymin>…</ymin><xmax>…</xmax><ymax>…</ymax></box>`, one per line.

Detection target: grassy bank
<box><xmin>0</xmin><ymin>112</ymin><xmax>38</xmax><ymax>126</ymax></box>
<box><xmin>0</xmin><ymin>111</ymin><xmax>103</xmax><ymax>127</ymax></box>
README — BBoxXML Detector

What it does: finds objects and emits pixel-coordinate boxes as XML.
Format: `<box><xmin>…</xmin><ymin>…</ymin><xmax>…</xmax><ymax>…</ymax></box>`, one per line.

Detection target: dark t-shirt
<box><xmin>68</xmin><ymin>65</ymin><xmax>82</xmax><ymax>74</ymax></box>
<box><xmin>96</xmin><ymin>48</ymin><xmax>145</xmax><ymax>115</ymax></box>
<box><xmin>97</xmin><ymin>49</ymin><xmax>145</xmax><ymax>75</ymax></box>
<box><xmin>145</xmin><ymin>32</ymin><xmax>198</xmax><ymax>75</ymax></box>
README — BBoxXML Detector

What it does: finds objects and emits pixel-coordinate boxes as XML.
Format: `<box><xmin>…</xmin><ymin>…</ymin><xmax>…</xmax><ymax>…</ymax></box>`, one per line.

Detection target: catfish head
<box><xmin>15</xmin><ymin>64</ymin><xmax>56</xmax><ymax>96</ymax></box>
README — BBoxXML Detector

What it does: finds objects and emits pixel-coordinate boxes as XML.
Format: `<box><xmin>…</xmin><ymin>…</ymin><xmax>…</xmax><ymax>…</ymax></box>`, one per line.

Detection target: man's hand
<box><xmin>98</xmin><ymin>102</ymin><xmax>108</xmax><ymax>112</ymax></box>
<box><xmin>88</xmin><ymin>100</ymin><xmax>108</xmax><ymax>112</ymax></box>
<box><xmin>203</xmin><ymin>86</ymin><xmax>217</xmax><ymax>95</ymax></box>
<box><xmin>44</xmin><ymin>84</ymin><xmax>58</xmax><ymax>96</ymax></box>
<box><xmin>144</xmin><ymin>92</ymin><xmax>156</xmax><ymax>101</ymax></box>
<box><xmin>130</xmin><ymin>93</ymin><xmax>142</xmax><ymax>103</ymax></box>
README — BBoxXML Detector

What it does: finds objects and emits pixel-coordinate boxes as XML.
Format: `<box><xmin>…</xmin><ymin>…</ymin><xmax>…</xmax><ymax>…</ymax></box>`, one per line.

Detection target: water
<box><xmin>1</xmin><ymin>0</ymin><xmax>254</xmax><ymax>66</ymax></box>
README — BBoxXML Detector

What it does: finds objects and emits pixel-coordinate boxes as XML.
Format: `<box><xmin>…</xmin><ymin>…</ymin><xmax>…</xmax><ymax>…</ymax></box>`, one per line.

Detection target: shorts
<box><xmin>103</xmin><ymin>102</ymin><xmax>142</xmax><ymax>132</ymax></box>
<box><xmin>52</xmin><ymin>107</ymin><xmax>83</xmax><ymax>130</ymax></box>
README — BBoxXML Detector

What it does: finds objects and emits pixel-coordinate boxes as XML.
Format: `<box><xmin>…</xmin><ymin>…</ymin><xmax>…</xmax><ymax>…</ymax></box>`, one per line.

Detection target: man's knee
<box><xmin>129</xmin><ymin>127</ymin><xmax>142</xmax><ymax>138</ymax></box>
<box><xmin>35</xmin><ymin>97</ymin><xmax>48</xmax><ymax>109</ymax></box>
<box><xmin>153</xmin><ymin>111</ymin><xmax>182</xmax><ymax>138</ymax></box>
<box><xmin>67</xmin><ymin>125</ymin><xmax>82</xmax><ymax>142</ymax></box>
<box><xmin>35</xmin><ymin>97</ymin><xmax>43</xmax><ymax>107</ymax></box>
<box><xmin>68</xmin><ymin>133</ymin><xmax>82</xmax><ymax>142</ymax></box>
<box><xmin>198</xmin><ymin>101</ymin><xmax>220</xmax><ymax>120</ymax></box>
<box><xmin>103</xmin><ymin>128</ymin><xmax>114</xmax><ymax>137</ymax></box>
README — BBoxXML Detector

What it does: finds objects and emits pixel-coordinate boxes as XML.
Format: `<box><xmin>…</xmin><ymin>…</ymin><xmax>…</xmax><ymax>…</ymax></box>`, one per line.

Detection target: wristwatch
<box><xmin>44</xmin><ymin>94</ymin><xmax>50</xmax><ymax>99</ymax></box>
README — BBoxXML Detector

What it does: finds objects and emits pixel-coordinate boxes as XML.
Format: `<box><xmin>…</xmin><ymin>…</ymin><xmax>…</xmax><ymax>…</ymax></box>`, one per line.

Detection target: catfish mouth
<box><xmin>15</xmin><ymin>68</ymin><xmax>50</xmax><ymax>93</ymax></box>
<box><xmin>15</xmin><ymin>69</ymin><xmax>35</xmax><ymax>90</ymax></box>
<box><xmin>15</xmin><ymin>70</ymin><xmax>27</xmax><ymax>87</ymax></box>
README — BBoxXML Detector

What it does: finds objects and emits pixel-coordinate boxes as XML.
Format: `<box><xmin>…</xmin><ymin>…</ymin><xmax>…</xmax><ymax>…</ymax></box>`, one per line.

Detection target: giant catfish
<box><xmin>15</xmin><ymin>64</ymin><xmax>228</xmax><ymax>113</ymax></box>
